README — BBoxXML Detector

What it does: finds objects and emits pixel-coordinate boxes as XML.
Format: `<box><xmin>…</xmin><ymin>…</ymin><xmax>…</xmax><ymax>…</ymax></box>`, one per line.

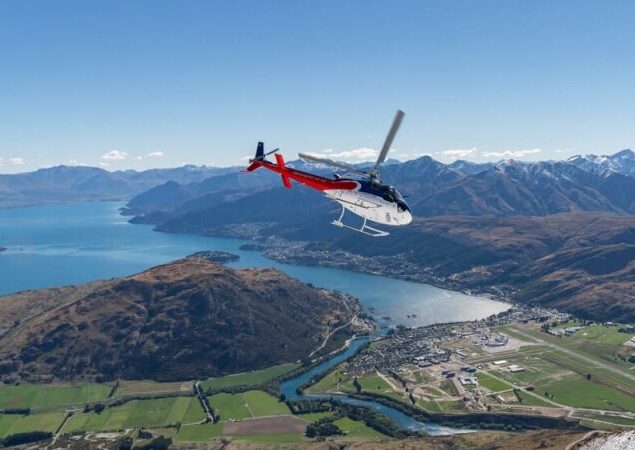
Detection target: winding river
<box><xmin>0</xmin><ymin>201</ymin><xmax>510</xmax><ymax>434</ymax></box>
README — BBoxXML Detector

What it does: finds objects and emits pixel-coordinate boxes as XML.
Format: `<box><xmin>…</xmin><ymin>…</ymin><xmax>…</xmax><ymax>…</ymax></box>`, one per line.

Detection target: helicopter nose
<box><xmin>401</xmin><ymin>209</ymin><xmax>413</xmax><ymax>225</ymax></box>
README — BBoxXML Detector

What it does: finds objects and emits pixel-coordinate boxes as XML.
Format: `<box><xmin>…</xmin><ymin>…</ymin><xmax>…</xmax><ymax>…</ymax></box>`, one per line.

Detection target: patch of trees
<box><xmin>305</xmin><ymin>417</ymin><xmax>344</xmax><ymax>438</ymax></box>
<box><xmin>0</xmin><ymin>408</ymin><xmax>29</xmax><ymax>415</ymax></box>
<box><xmin>1</xmin><ymin>431</ymin><xmax>52</xmax><ymax>447</ymax></box>
<box><xmin>132</xmin><ymin>436</ymin><xmax>172</xmax><ymax>450</ymax></box>
<box><xmin>108</xmin><ymin>380</ymin><xmax>120</xmax><ymax>398</ymax></box>
<box><xmin>286</xmin><ymin>399</ymin><xmax>333</xmax><ymax>415</ymax></box>
<box><xmin>352</xmin><ymin>377</ymin><xmax>361</xmax><ymax>393</ymax></box>
<box><xmin>339</xmin><ymin>404</ymin><xmax>419</xmax><ymax>439</ymax></box>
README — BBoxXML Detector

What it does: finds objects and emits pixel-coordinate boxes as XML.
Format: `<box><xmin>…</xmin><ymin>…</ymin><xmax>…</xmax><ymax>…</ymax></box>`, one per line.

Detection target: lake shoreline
<box><xmin>151</xmin><ymin>224</ymin><xmax>513</xmax><ymax>311</ymax></box>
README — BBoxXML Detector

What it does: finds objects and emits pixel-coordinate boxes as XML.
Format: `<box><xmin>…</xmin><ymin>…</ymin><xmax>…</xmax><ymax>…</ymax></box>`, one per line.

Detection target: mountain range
<box><xmin>2</xmin><ymin>150</ymin><xmax>634</xmax><ymax>323</ymax></box>
<box><xmin>0</xmin><ymin>258</ymin><xmax>356</xmax><ymax>382</ymax></box>
<box><xmin>123</xmin><ymin>149</ymin><xmax>635</xmax><ymax>222</ymax></box>
<box><xmin>117</xmin><ymin>149</ymin><xmax>635</xmax><ymax>323</ymax></box>
<box><xmin>0</xmin><ymin>164</ymin><xmax>239</xmax><ymax>208</ymax></box>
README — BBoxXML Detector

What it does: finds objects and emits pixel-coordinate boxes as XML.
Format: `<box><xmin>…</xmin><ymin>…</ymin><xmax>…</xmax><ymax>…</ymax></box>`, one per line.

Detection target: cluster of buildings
<box><xmin>547</xmin><ymin>326</ymin><xmax>585</xmax><ymax>337</ymax></box>
<box><xmin>347</xmin><ymin>305</ymin><xmax>574</xmax><ymax>377</ymax></box>
<box><xmin>347</xmin><ymin>324</ymin><xmax>458</xmax><ymax>375</ymax></box>
<box><xmin>492</xmin><ymin>360</ymin><xmax>525</xmax><ymax>373</ymax></box>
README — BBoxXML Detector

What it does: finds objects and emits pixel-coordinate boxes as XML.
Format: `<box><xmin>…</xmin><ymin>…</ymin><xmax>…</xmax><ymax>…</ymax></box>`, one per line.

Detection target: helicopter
<box><xmin>246</xmin><ymin>110</ymin><xmax>411</xmax><ymax>237</ymax></box>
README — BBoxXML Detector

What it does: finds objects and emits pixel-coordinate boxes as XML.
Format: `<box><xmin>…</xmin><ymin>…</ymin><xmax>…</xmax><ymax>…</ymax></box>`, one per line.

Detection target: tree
<box><xmin>93</xmin><ymin>403</ymin><xmax>105</xmax><ymax>414</ymax></box>
<box><xmin>353</xmin><ymin>377</ymin><xmax>362</xmax><ymax>394</ymax></box>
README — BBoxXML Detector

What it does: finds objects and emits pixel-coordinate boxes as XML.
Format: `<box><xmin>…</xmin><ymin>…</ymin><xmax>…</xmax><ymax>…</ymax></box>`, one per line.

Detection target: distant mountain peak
<box><xmin>567</xmin><ymin>149</ymin><xmax>635</xmax><ymax>178</ymax></box>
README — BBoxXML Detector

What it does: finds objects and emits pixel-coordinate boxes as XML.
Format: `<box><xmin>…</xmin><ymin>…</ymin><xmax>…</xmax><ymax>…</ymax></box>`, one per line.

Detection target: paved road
<box><xmin>511</xmin><ymin>328</ymin><xmax>635</xmax><ymax>382</ymax></box>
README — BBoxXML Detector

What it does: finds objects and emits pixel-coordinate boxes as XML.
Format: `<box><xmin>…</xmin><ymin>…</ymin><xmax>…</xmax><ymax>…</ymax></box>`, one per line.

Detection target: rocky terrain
<box><xmin>0</xmin><ymin>258</ymin><xmax>357</xmax><ymax>382</ymax></box>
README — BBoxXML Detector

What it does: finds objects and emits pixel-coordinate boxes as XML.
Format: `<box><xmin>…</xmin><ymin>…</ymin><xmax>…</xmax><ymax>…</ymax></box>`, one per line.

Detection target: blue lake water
<box><xmin>0</xmin><ymin>201</ymin><xmax>508</xmax><ymax>434</ymax></box>
<box><xmin>0</xmin><ymin>201</ymin><xmax>509</xmax><ymax>327</ymax></box>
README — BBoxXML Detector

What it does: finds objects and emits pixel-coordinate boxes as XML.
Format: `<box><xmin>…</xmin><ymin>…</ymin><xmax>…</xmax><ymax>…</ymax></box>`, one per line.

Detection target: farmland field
<box><xmin>115</xmin><ymin>380</ymin><xmax>193</xmax><ymax>397</ymax></box>
<box><xmin>208</xmin><ymin>393</ymin><xmax>251</xmax><ymax>420</ymax></box>
<box><xmin>0</xmin><ymin>384</ymin><xmax>111</xmax><ymax>411</ymax></box>
<box><xmin>0</xmin><ymin>412</ymin><xmax>65</xmax><ymax>437</ymax></box>
<box><xmin>209</xmin><ymin>390</ymin><xmax>289</xmax><ymax>420</ymax></box>
<box><xmin>240</xmin><ymin>390</ymin><xmax>289</xmax><ymax>416</ymax></box>
<box><xmin>538</xmin><ymin>377</ymin><xmax>635</xmax><ymax>412</ymax></box>
<box><xmin>201</xmin><ymin>364</ymin><xmax>299</xmax><ymax>390</ymax></box>
<box><xmin>476</xmin><ymin>372</ymin><xmax>512</xmax><ymax>392</ymax></box>
<box><xmin>65</xmin><ymin>396</ymin><xmax>203</xmax><ymax>432</ymax></box>
<box><xmin>176</xmin><ymin>423</ymin><xmax>222</xmax><ymax>441</ymax></box>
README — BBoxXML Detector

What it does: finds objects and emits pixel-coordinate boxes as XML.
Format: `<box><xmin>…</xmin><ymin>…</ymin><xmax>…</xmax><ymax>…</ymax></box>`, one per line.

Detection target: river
<box><xmin>0</xmin><ymin>201</ymin><xmax>510</xmax><ymax>435</ymax></box>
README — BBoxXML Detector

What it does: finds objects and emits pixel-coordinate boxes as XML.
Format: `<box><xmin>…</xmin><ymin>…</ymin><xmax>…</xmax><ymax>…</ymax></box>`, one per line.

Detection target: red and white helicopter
<box><xmin>246</xmin><ymin>110</ymin><xmax>411</xmax><ymax>237</ymax></box>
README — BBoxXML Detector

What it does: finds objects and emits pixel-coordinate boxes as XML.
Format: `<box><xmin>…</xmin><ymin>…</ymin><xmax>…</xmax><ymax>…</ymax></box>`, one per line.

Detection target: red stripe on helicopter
<box><xmin>247</xmin><ymin>157</ymin><xmax>358</xmax><ymax>192</ymax></box>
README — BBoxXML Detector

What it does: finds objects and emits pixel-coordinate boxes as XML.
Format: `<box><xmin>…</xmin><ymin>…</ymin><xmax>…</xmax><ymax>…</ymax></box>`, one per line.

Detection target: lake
<box><xmin>0</xmin><ymin>201</ymin><xmax>509</xmax><ymax>326</ymax></box>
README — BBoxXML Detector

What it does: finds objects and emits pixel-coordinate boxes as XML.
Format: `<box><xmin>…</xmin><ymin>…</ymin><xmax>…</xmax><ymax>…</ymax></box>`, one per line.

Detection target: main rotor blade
<box><xmin>299</xmin><ymin>153</ymin><xmax>367</xmax><ymax>175</ymax></box>
<box><xmin>375</xmin><ymin>110</ymin><xmax>405</xmax><ymax>170</ymax></box>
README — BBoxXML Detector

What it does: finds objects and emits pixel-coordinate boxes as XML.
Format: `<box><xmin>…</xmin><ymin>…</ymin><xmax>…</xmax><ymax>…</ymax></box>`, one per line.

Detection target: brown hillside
<box><xmin>0</xmin><ymin>258</ymin><xmax>356</xmax><ymax>382</ymax></box>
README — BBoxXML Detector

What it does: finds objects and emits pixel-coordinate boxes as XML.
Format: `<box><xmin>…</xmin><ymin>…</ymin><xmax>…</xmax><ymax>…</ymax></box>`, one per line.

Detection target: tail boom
<box><xmin>246</xmin><ymin>142</ymin><xmax>358</xmax><ymax>192</ymax></box>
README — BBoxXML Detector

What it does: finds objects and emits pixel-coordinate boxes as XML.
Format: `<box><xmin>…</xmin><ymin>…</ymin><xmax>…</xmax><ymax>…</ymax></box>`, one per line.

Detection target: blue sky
<box><xmin>1</xmin><ymin>0</ymin><xmax>635</xmax><ymax>173</ymax></box>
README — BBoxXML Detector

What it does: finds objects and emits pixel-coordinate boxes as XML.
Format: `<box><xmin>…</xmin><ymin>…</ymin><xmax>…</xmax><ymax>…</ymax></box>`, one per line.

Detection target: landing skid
<box><xmin>332</xmin><ymin>205</ymin><xmax>389</xmax><ymax>237</ymax></box>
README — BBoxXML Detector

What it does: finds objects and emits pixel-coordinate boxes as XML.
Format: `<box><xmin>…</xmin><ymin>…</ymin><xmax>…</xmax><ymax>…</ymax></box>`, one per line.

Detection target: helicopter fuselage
<box><xmin>246</xmin><ymin>153</ymin><xmax>412</xmax><ymax>226</ymax></box>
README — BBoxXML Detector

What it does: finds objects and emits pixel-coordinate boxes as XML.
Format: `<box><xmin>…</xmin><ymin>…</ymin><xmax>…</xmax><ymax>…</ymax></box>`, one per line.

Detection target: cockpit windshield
<box><xmin>381</xmin><ymin>186</ymin><xmax>408</xmax><ymax>212</ymax></box>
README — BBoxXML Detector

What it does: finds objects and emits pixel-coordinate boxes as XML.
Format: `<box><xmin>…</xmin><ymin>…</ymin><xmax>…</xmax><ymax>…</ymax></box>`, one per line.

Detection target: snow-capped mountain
<box><xmin>567</xmin><ymin>149</ymin><xmax>635</xmax><ymax>178</ymax></box>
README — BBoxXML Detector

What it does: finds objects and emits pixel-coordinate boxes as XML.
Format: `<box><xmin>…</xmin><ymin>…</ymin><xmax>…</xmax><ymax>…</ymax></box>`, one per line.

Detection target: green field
<box><xmin>507</xmin><ymin>325</ymin><xmax>634</xmax><ymax>374</ymax></box>
<box><xmin>0</xmin><ymin>412</ymin><xmax>66</xmax><ymax>437</ymax></box>
<box><xmin>208</xmin><ymin>393</ymin><xmax>251</xmax><ymax>420</ymax></box>
<box><xmin>515</xmin><ymin>390</ymin><xmax>553</xmax><ymax>407</ymax></box>
<box><xmin>65</xmin><ymin>396</ymin><xmax>203</xmax><ymax>432</ymax></box>
<box><xmin>209</xmin><ymin>390</ymin><xmax>289</xmax><ymax>421</ymax></box>
<box><xmin>115</xmin><ymin>380</ymin><xmax>193</xmax><ymax>397</ymax></box>
<box><xmin>358</xmin><ymin>374</ymin><xmax>393</xmax><ymax>394</ymax></box>
<box><xmin>334</xmin><ymin>417</ymin><xmax>386</xmax><ymax>439</ymax></box>
<box><xmin>308</xmin><ymin>369</ymin><xmax>400</xmax><ymax>400</ymax></box>
<box><xmin>476</xmin><ymin>372</ymin><xmax>512</xmax><ymax>392</ymax></box>
<box><xmin>240</xmin><ymin>391</ymin><xmax>289</xmax><ymax>416</ymax></box>
<box><xmin>539</xmin><ymin>377</ymin><xmax>635</xmax><ymax>412</ymax></box>
<box><xmin>0</xmin><ymin>384</ymin><xmax>111</xmax><ymax>411</ymax></box>
<box><xmin>201</xmin><ymin>364</ymin><xmax>300</xmax><ymax>390</ymax></box>
<box><xmin>305</xmin><ymin>365</ymin><xmax>352</xmax><ymax>393</ymax></box>
<box><xmin>175</xmin><ymin>423</ymin><xmax>222</xmax><ymax>441</ymax></box>
<box><xmin>416</xmin><ymin>399</ymin><xmax>442</xmax><ymax>413</ymax></box>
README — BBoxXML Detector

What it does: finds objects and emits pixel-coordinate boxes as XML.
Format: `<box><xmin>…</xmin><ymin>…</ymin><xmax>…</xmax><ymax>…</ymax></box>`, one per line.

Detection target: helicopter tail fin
<box><xmin>246</xmin><ymin>142</ymin><xmax>266</xmax><ymax>171</ymax></box>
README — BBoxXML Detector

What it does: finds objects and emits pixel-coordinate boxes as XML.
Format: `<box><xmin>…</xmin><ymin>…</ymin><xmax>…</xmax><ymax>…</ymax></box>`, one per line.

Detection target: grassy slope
<box><xmin>201</xmin><ymin>363</ymin><xmax>299</xmax><ymax>390</ymax></box>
